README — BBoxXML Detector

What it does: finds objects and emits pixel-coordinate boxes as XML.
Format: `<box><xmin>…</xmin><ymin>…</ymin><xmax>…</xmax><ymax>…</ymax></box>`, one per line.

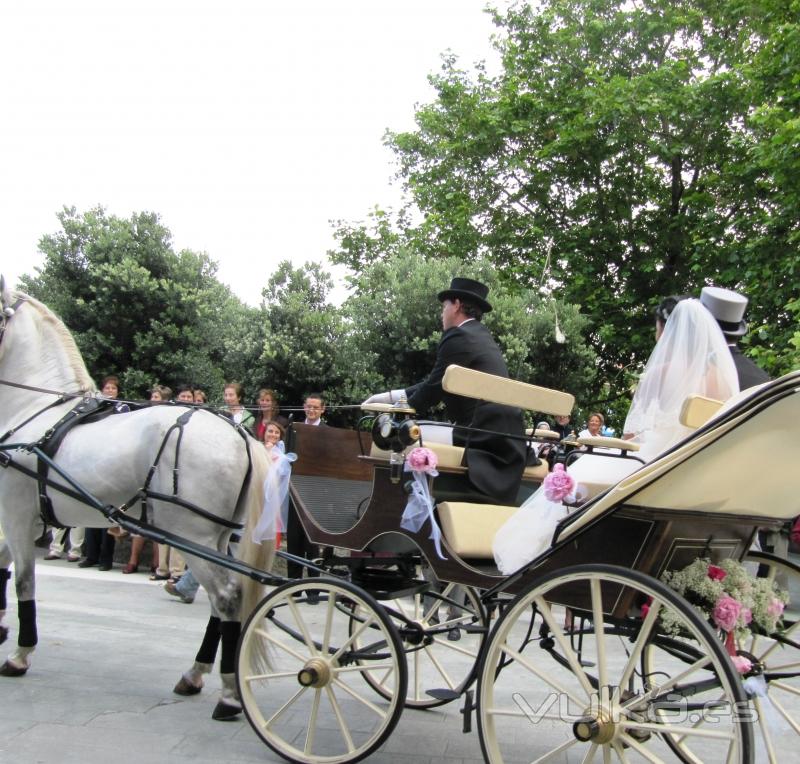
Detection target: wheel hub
<box><xmin>573</xmin><ymin>710</ymin><xmax>615</xmax><ymax>744</ymax></box>
<box><xmin>297</xmin><ymin>657</ymin><xmax>332</xmax><ymax>688</ymax></box>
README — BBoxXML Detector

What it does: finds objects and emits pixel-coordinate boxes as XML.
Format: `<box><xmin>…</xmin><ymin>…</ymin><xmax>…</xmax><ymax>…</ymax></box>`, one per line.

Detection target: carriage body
<box><xmin>236</xmin><ymin>367</ymin><xmax>799</xmax><ymax>764</ymax></box>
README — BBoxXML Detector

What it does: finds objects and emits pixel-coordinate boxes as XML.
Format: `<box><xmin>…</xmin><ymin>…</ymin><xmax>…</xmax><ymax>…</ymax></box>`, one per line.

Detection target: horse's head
<box><xmin>0</xmin><ymin>278</ymin><xmax>94</xmax><ymax>397</ymax></box>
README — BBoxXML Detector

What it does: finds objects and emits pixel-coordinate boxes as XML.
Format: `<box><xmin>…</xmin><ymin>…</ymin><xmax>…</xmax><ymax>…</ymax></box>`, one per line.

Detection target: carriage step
<box><xmin>350</xmin><ymin>568</ymin><xmax>428</xmax><ymax>600</ymax></box>
<box><xmin>462</xmin><ymin>624</ymin><xmax>488</xmax><ymax>634</ymax></box>
<box><xmin>427</xmin><ymin>688</ymin><xmax>460</xmax><ymax>701</ymax></box>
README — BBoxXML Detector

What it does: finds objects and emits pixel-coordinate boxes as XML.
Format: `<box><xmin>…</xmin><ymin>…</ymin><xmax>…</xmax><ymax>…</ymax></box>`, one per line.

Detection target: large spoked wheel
<box><xmin>236</xmin><ymin>579</ymin><xmax>407</xmax><ymax>764</ymax></box>
<box><xmin>735</xmin><ymin>551</ymin><xmax>800</xmax><ymax>762</ymax></box>
<box><xmin>350</xmin><ymin>582</ymin><xmax>487</xmax><ymax>708</ymax></box>
<box><xmin>477</xmin><ymin>564</ymin><xmax>753</xmax><ymax>764</ymax></box>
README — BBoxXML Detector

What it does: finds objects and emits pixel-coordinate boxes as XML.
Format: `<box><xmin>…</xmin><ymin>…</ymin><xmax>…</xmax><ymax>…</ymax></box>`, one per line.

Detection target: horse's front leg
<box><xmin>0</xmin><ymin>554</ymin><xmax>37</xmax><ymax>676</ymax></box>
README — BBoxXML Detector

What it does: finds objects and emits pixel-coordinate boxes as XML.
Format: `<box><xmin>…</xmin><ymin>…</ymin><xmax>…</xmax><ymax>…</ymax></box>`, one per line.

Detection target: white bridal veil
<box><xmin>493</xmin><ymin>298</ymin><xmax>740</xmax><ymax>574</ymax></box>
<box><xmin>623</xmin><ymin>298</ymin><xmax>740</xmax><ymax>462</ymax></box>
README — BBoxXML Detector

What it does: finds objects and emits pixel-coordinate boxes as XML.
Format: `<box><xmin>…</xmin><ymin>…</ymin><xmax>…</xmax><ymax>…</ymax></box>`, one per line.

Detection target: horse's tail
<box><xmin>236</xmin><ymin>440</ymin><xmax>275</xmax><ymax>628</ymax></box>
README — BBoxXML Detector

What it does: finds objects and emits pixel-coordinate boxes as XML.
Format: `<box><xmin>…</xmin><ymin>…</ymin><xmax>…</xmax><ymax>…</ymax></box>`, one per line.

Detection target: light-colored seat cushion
<box><xmin>437</xmin><ymin>501</ymin><xmax>518</xmax><ymax>558</ymax></box>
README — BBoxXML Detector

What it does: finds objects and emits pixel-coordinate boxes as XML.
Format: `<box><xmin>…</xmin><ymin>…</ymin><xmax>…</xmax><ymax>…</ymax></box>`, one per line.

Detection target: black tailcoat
<box><xmin>405</xmin><ymin>320</ymin><xmax>526</xmax><ymax>504</ymax></box>
<box><xmin>729</xmin><ymin>345</ymin><xmax>770</xmax><ymax>391</ymax></box>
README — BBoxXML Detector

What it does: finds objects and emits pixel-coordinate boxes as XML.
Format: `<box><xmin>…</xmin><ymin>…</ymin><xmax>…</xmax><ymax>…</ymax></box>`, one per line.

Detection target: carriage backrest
<box><xmin>442</xmin><ymin>365</ymin><xmax>575</xmax><ymax>415</ymax></box>
<box><xmin>554</xmin><ymin>371</ymin><xmax>800</xmax><ymax>545</ymax></box>
<box><xmin>679</xmin><ymin>394</ymin><xmax>723</xmax><ymax>429</ymax></box>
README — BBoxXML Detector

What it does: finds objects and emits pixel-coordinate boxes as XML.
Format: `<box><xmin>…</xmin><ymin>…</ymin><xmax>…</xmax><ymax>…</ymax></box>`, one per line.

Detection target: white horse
<box><xmin>0</xmin><ymin>277</ymin><xmax>274</xmax><ymax>720</ymax></box>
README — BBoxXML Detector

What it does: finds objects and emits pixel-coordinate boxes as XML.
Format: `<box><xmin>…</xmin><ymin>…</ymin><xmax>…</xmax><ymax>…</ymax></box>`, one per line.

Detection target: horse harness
<box><xmin>0</xmin><ymin>392</ymin><xmax>251</xmax><ymax>535</ymax></box>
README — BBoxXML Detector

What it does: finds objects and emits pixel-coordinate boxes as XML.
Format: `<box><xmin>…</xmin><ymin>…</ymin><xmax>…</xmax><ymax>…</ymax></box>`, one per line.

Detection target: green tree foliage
<box><xmin>331</xmin><ymin>0</ymin><xmax>800</xmax><ymax>388</ymax></box>
<box><xmin>19</xmin><ymin>206</ymin><xmax>255</xmax><ymax>398</ymax></box>
<box><xmin>340</xmin><ymin>252</ymin><xmax>598</xmax><ymax>414</ymax></box>
<box><xmin>257</xmin><ymin>261</ymin><xmax>351</xmax><ymax>421</ymax></box>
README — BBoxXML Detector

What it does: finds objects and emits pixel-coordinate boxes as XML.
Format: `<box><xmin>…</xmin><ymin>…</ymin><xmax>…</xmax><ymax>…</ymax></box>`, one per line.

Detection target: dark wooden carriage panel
<box><xmin>288</xmin><ymin>423</ymin><xmax>775</xmax><ymax>613</ymax></box>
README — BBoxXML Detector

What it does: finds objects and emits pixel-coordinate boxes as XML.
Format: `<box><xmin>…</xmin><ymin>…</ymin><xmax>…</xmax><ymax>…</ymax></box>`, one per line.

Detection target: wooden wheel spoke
<box><xmin>263</xmin><ymin>686</ymin><xmax>307</xmax><ymax>729</ymax></box>
<box><xmin>324</xmin><ymin>685</ymin><xmax>356</xmax><ymax>753</ymax></box>
<box><xmin>534</xmin><ymin>595</ymin><xmax>595</xmax><ymax>698</ymax></box>
<box><xmin>303</xmin><ymin>687</ymin><xmax>322</xmax><ymax>754</ymax></box>
<box><xmin>332</xmin><ymin>676</ymin><xmax>390</xmax><ymax>718</ymax></box>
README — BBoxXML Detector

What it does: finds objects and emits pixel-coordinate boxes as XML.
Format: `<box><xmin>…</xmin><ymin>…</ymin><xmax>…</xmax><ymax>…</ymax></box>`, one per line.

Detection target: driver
<box><xmin>363</xmin><ymin>277</ymin><xmax>526</xmax><ymax>505</ymax></box>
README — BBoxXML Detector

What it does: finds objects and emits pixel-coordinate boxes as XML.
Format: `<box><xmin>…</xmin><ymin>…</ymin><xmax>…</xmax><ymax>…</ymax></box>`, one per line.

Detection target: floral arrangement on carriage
<box><xmin>658</xmin><ymin>558</ymin><xmax>789</xmax><ymax>675</ymax></box>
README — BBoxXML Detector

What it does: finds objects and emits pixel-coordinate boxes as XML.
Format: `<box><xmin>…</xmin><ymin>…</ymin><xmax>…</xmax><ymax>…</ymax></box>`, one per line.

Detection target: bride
<box><xmin>492</xmin><ymin>298</ymin><xmax>740</xmax><ymax>574</ymax></box>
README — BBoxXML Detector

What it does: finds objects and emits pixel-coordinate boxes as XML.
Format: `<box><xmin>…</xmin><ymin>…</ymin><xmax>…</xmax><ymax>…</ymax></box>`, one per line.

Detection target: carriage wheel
<box><xmin>477</xmin><ymin>564</ymin><xmax>753</xmax><ymax>764</ymax></box>
<box><xmin>349</xmin><ymin>582</ymin><xmax>487</xmax><ymax>708</ymax></box>
<box><xmin>736</xmin><ymin>551</ymin><xmax>799</xmax><ymax>762</ymax></box>
<box><xmin>236</xmin><ymin>579</ymin><xmax>407</xmax><ymax>764</ymax></box>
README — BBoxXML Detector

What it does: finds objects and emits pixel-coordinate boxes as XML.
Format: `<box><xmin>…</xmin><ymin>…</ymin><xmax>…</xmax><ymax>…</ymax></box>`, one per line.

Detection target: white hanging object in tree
<box><xmin>553</xmin><ymin>303</ymin><xmax>566</xmax><ymax>344</ymax></box>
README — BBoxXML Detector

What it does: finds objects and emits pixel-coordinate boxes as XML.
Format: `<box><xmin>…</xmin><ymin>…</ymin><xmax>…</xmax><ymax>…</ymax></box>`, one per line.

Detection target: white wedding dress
<box><xmin>492</xmin><ymin>299</ymin><xmax>740</xmax><ymax>575</ymax></box>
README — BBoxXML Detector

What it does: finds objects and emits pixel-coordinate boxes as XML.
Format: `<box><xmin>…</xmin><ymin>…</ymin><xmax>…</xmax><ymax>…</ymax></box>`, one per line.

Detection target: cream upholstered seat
<box><xmin>437</xmin><ymin>501</ymin><xmax>518</xmax><ymax>558</ymax></box>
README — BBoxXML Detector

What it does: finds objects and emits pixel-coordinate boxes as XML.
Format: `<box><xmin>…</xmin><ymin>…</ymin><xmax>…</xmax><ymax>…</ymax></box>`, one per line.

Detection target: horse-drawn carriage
<box><xmin>1</xmin><ymin>285</ymin><xmax>798</xmax><ymax>764</ymax></box>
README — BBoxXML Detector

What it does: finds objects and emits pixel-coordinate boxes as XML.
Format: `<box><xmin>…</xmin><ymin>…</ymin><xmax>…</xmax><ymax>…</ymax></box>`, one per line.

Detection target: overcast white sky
<box><xmin>0</xmin><ymin>0</ymin><xmax>502</xmax><ymax>305</ymax></box>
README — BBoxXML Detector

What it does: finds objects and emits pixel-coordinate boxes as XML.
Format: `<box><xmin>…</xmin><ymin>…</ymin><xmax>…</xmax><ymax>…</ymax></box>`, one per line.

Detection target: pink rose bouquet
<box><xmin>406</xmin><ymin>447</ymin><xmax>439</xmax><ymax>475</ymax></box>
<box><xmin>660</xmin><ymin>557</ymin><xmax>790</xmax><ymax>677</ymax></box>
<box><xmin>543</xmin><ymin>463</ymin><xmax>575</xmax><ymax>502</ymax></box>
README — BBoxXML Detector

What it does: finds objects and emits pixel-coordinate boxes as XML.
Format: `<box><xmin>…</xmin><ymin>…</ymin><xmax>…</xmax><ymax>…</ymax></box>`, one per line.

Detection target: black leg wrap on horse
<box><xmin>219</xmin><ymin>620</ymin><xmax>241</xmax><ymax>675</ymax></box>
<box><xmin>195</xmin><ymin>616</ymin><xmax>221</xmax><ymax>665</ymax></box>
<box><xmin>0</xmin><ymin>569</ymin><xmax>10</xmax><ymax>611</ymax></box>
<box><xmin>18</xmin><ymin>600</ymin><xmax>38</xmax><ymax>648</ymax></box>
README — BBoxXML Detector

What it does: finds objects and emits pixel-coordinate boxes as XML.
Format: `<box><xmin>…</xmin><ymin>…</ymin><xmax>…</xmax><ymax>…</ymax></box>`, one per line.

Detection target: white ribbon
<box><xmin>252</xmin><ymin>442</ymin><xmax>297</xmax><ymax>544</ymax></box>
<box><xmin>743</xmin><ymin>674</ymin><xmax>789</xmax><ymax>760</ymax></box>
<box><xmin>400</xmin><ymin>466</ymin><xmax>447</xmax><ymax>560</ymax></box>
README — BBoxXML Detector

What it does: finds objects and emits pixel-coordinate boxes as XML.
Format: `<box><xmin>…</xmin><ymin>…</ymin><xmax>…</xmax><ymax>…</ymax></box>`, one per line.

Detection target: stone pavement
<box><xmin>1</xmin><ymin>548</ymin><xmax>798</xmax><ymax>764</ymax></box>
<box><xmin>0</xmin><ymin>549</ymin><xmax>486</xmax><ymax>764</ymax></box>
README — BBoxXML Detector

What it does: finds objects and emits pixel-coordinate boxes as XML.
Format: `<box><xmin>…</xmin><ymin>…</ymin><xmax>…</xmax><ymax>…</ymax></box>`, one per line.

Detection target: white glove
<box><xmin>362</xmin><ymin>389</ymin><xmax>406</xmax><ymax>406</ymax></box>
<box><xmin>362</xmin><ymin>391</ymin><xmax>392</xmax><ymax>406</ymax></box>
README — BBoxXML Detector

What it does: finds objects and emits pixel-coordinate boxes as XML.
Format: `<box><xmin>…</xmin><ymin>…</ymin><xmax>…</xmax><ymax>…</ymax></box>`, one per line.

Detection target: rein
<box><xmin>0</xmin><ymin>378</ymin><xmax>91</xmax><ymax>399</ymax></box>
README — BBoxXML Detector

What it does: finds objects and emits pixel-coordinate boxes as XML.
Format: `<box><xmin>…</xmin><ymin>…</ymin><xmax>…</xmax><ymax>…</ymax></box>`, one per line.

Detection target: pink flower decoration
<box><xmin>543</xmin><ymin>463</ymin><xmax>575</xmax><ymax>502</ymax></box>
<box><xmin>641</xmin><ymin>603</ymin><xmax>650</xmax><ymax>618</ymax></box>
<box><xmin>731</xmin><ymin>654</ymin><xmax>752</xmax><ymax>674</ymax></box>
<box><xmin>712</xmin><ymin>595</ymin><xmax>742</xmax><ymax>632</ymax></box>
<box><xmin>707</xmin><ymin>565</ymin><xmax>727</xmax><ymax>581</ymax></box>
<box><xmin>767</xmin><ymin>599</ymin><xmax>785</xmax><ymax>618</ymax></box>
<box><xmin>407</xmin><ymin>447</ymin><xmax>438</xmax><ymax>474</ymax></box>
<box><xmin>740</xmin><ymin>607</ymin><xmax>752</xmax><ymax>626</ymax></box>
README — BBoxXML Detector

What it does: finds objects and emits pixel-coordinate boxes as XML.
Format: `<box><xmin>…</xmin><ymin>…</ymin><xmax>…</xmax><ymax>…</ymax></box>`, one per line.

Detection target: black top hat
<box><xmin>700</xmin><ymin>286</ymin><xmax>748</xmax><ymax>337</ymax></box>
<box><xmin>437</xmin><ymin>277</ymin><xmax>492</xmax><ymax>313</ymax></box>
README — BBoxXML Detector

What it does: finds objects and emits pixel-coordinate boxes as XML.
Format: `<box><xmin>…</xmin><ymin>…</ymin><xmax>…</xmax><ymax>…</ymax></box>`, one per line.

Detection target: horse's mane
<box><xmin>16</xmin><ymin>291</ymin><xmax>96</xmax><ymax>392</ymax></box>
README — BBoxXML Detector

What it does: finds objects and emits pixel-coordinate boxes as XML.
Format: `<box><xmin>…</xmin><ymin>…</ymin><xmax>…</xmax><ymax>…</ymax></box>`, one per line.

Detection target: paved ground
<box><xmin>1</xmin><ymin>548</ymin><xmax>798</xmax><ymax>764</ymax></box>
<box><xmin>0</xmin><ymin>550</ymin><xmax>486</xmax><ymax>764</ymax></box>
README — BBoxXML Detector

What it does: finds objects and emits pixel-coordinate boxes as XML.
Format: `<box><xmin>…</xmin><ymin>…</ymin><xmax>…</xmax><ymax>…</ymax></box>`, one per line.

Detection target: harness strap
<box><xmin>0</xmin><ymin>396</ymin><xmax>71</xmax><ymax>444</ymax></box>
<box><xmin>139</xmin><ymin>408</ymin><xmax>196</xmax><ymax>521</ymax></box>
<box><xmin>0</xmin><ymin>449</ymin><xmax>244</xmax><ymax>530</ymax></box>
<box><xmin>31</xmin><ymin>397</ymin><xmax>110</xmax><ymax>529</ymax></box>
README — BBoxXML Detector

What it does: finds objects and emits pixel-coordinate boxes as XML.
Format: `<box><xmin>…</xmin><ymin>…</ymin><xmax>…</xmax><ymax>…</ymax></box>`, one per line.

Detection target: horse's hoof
<box><xmin>173</xmin><ymin>675</ymin><xmax>202</xmax><ymax>696</ymax></box>
<box><xmin>211</xmin><ymin>700</ymin><xmax>242</xmax><ymax>721</ymax></box>
<box><xmin>0</xmin><ymin>660</ymin><xmax>28</xmax><ymax>677</ymax></box>
<box><xmin>0</xmin><ymin>625</ymin><xmax>8</xmax><ymax>646</ymax></box>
